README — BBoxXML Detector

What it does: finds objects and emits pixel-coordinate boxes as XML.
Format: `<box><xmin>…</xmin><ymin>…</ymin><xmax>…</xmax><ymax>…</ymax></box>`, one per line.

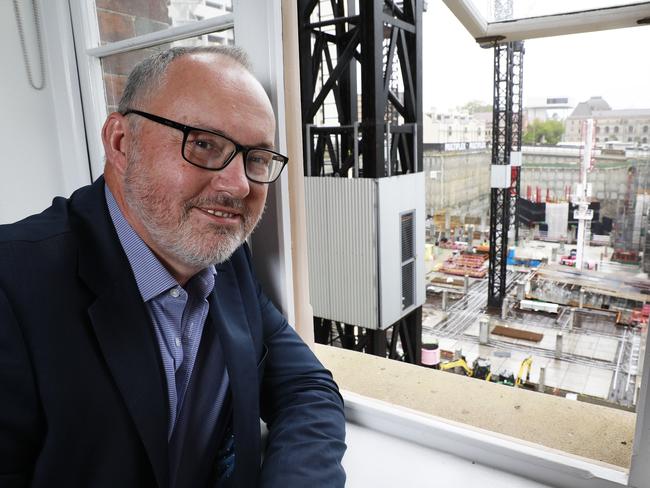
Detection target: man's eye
<box><xmin>249</xmin><ymin>155</ymin><xmax>268</xmax><ymax>165</ymax></box>
<box><xmin>193</xmin><ymin>139</ymin><xmax>213</xmax><ymax>150</ymax></box>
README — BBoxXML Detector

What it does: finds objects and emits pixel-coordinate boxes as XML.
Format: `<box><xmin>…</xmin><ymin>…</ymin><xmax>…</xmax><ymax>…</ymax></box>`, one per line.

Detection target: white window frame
<box><xmin>442</xmin><ymin>1</ymin><xmax>650</xmax><ymax>43</ymax></box>
<box><xmin>33</xmin><ymin>1</ymin><xmax>92</xmax><ymax>195</ymax></box>
<box><xmin>68</xmin><ymin>0</ymin><xmax>294</xmax><ymax>323</ymax></box>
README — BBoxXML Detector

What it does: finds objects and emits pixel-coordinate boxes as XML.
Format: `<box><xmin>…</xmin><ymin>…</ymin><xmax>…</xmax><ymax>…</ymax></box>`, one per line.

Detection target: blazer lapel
<box><xmin>73</xmin><ymin>178</ymin><xmax>169</xmax><ymax>488</ymax></box>
<box><xmin>209</xmin><ymin>264</ymin><xmax>260</xmax><ymax>487</ymax></box>
<box><xmin>88</xmin><ymin>277</ymin><xmax>169</xmax><ymax>488</ymax></box>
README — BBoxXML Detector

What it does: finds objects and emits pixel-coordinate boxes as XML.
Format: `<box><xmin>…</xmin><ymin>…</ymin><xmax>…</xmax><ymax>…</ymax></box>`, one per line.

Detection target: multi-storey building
<box><xmin>564</xmin><ymin>96</ymin><xmax>650</xmax><ymax>147</ymax></box>
<box><xmin>525</xmin><ymin>96</ymin><xmax>574</xmax><ymax>123</ymax></box>
<box><xmin>423</xmin><ymin>109</ymin><xmax>487</xmax><ymax>145</ymax></box>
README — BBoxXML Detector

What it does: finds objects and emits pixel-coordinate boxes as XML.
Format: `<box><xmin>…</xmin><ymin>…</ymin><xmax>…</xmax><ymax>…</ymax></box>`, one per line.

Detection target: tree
<box><xmin>459</xmin><ymin>100</ymin><xmax>492</xmax><ymax>114</ymax></box>
<box><xmin>523</xmin><ymin>119</ymin><xmax>565</xmax><ymax>145</ymax></box>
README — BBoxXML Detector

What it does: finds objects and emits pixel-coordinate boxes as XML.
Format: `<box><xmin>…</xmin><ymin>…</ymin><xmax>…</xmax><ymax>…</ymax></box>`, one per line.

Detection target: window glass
<box><xmin>469</xmin><ymin>0</ymin><xmax>642</xmax><ymax>22</ymax></box>
<box><xmin>96</xmin><ymin>0</ymin><xmax>233</xmax><ymax>45</ymax></box>
<box><xmin>101</xmin><ymin>31</ymin><xmax>233</xmax><ymax>112</ymax></box>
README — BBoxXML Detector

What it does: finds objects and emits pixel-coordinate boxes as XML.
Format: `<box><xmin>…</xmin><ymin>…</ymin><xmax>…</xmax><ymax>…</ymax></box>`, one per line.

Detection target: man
<box><xmin>0</xmin><ymin>46</ymin><xmax>346</xmax><ymax>487</ymax></box>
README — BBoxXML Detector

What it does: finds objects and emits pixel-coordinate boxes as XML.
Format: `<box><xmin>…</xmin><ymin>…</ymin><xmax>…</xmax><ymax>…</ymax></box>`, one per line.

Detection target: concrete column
<box><xmin>538</xmin><ymin>367</ymin><xmax>546</xmax><ymax>393</ymax></box>
<box><xmin>464</xmin><ymin>275</ymin><xmax>469</xmax><ymax>294</ymax></box>
<box><xmin>567</xmin><ymin>309</ymin><xmax>574</xmax><ymax>330</ymax></box>
<box><xmin>551</xmin><ymin>247</ymin><xmax>558</xmax><ymax>262</ymax></box>
<box><xmin>579</xmin><ymin>289</ymin><xmax>585</xmax><ymax>309</ymax></box>
<box><xmin>516</xmin><ymin>281</ymin><xmax>525</xmax><ymax>301</ymax></box>
<box><xmin>555</xmin><ymin>332</ymin><xmax>563</xmax><ymax>358</ymax></box>
<box><xmin>479</xmin><ymin>317</ymin><xmax>490</xmax><ymax>345</ymax></box>
<box><xmin>441</xmin><ymin>290</ymin><xmax>449</xmax><ymax>311</ymax></box>
<box><xmin>501</xmin><ymin>297</ymin><xmax>509</xmax><ymax>320</ymax></box>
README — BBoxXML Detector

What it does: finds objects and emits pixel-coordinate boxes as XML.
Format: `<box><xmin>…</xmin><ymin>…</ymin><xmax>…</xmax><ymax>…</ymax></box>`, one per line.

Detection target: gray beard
<box><xmin>123</xmin><ymin>158</ymin><xmax>262</xmax><ymax>269</ymax></box>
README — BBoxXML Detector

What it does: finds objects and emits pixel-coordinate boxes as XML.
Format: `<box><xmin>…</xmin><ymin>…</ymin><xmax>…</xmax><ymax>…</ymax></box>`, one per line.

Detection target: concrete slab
<box><xmin>593</xmin><ymin>337</ymin><xmax>619</xmax><ymax>362</ymax></box>
<box><xmin>561</xmin><ymin>365</ymin><xmax>591</xmax><ymax>393</ymax></box>
<box><xmin>542</xmin><ymin>366</ymin><xmax>567</xmax><ymax>389</ymax></box>
<box><xmin>583</xmin><ymin>368</ymin><xmax>613</xmax><ymax>399</ymax></box>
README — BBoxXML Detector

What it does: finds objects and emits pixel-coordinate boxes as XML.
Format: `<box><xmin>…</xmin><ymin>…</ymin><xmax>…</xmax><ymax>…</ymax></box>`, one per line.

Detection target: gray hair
<box><xmin>117</xmin><ymin>45</ymin><xmax>251</xmax><ymax>114</ymax></box>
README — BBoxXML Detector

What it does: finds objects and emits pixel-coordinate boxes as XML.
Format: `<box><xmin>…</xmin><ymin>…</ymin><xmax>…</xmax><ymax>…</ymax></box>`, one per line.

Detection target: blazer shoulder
<box><xmin>0</xmin><ymin>196</ymin><xmax>73</xmax><ymax>244</ymax></box>
<box><xmin>0</xmin><ymin>181</ymin><xmax>100</xmax><ymax>245</ymax></box>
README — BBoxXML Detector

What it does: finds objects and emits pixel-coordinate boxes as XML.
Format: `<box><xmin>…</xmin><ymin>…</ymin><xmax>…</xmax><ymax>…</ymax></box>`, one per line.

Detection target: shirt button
<box><xmin>175</xmin><ymin>337</ymin><xmax>181</xmax><ymax>347</ymax></box>
<box><xmin>170</xmin><ymin>288</ymin><xmax>180</xmax><ymax>298</ymax></box>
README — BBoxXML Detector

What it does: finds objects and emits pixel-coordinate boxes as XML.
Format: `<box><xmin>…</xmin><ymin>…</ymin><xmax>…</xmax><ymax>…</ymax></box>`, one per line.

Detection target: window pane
<box><xmin>470</xmin><ymin>0</ymin><xmax>643</xmax><ymax>22</ymax></box>
<box><xmin>101</xmin><ymin>32</ymin><xmax>233</xmax><ymax>113</ymax></box>
<box><xmin>96</xmin><ymin>0</ymin><xmax>233</xmax><ymax>45</ymax></box>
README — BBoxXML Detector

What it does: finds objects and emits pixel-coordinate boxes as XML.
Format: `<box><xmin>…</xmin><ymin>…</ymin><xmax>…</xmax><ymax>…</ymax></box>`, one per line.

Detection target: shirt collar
<box><xmin>104</xmin><ymin>184</ymin><xmax>216</xmax><ymax>302</ymax></box>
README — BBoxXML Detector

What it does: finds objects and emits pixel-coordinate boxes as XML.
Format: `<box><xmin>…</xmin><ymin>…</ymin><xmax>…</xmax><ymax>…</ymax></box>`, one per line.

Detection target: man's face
<box><xmin>120</xmin><ymin>54</ymin><xmax>275</xmax><ymax>274</ymax></box>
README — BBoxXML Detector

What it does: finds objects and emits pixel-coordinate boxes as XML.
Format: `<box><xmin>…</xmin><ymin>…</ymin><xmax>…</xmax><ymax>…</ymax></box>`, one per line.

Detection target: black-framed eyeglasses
<box><xmin>123</xmin><ymin>109</ymin><xmax>288</xmax><ymax>184</ymax></box>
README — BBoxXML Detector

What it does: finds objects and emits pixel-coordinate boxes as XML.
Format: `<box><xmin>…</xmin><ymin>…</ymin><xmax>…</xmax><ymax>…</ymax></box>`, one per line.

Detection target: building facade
<box><xmin>565</xmin><ymin>96</ymin><xmax>650</xmax><ymax>147</ymax></box>
<box><xmin>525</xmin><ymin>96</ymin><xmax>574</xmax><ymax>123</ymax></box>
<box><xmin>423</xmin><ymin>109</ymin><xmax>487</xmax><ymax>145</ymax></box>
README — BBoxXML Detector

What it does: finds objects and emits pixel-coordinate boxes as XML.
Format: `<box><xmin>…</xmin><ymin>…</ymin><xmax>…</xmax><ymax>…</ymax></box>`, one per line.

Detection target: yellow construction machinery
<box><xmin>440</xmin><ymin>357</ymin><xmax>492</xmax><ymax>381</ymax></box>
<box><xmin>439</xmin><ymin>358</ymin><xmax>473</xmax><ymax>376</ymax></box>
<box><xmin>440</xmin><ymin>355</ymin><xmax>531</xmax><ymax>388</ymax></box>
<box><xmin>516</xmin><ymin>356</ymin><xmax>533</xmax><ymax>387</ymax></box>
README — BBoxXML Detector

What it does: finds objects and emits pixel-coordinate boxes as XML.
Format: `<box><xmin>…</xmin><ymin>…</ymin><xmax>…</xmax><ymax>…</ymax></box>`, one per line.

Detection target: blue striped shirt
<box><xmin>105</xmin><ymin>185</ymin><xmax>226</xmax><ymax>439</ymax></box>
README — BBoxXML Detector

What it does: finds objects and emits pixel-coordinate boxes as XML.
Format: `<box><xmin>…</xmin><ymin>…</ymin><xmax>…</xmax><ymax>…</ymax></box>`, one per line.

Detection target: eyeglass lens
<box><xmin>184</xmin><ymin>129</ymin><xmax>284</xmax><ymax>183</ymax></box>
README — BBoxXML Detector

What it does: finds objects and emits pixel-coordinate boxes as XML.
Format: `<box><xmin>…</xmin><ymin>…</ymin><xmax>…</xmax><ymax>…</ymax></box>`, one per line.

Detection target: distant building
<box><xmin>169</xmin><ymin>0</ymin><xmax>234</xmax><ymax>45</ymax></box>
<box><xmin>423</xmin><ymin>109</ymin><xmax>487</xmax><ymax>145</ymax></box>
<box><xmin>564</xmin><ymin>96</ymin><xmax>650</xmax><ymax>147</ymax></box>
<box><xmin>472</xmin><ymin>111</ymin><xmax>493</xmax><ymax>145</ymax></box>
<box><xmin>525</xmin><ymin>96</ymin><xmax>574</xmax><ymax>122</ymax></box>
<box><xmin>422</xmin><ymin>109</ymin><xmax>491</xmax><ymax>221</ymax></box>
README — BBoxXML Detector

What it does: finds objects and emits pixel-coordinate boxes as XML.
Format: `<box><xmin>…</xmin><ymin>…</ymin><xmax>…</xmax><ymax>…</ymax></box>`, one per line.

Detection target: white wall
<box><xmin>0</xmin><ymin>1</ymin><xmax>89</xmax><ymax>224</ymax></box>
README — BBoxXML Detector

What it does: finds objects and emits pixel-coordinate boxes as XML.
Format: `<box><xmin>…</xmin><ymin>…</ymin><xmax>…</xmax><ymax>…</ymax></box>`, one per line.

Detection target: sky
<box><xmin>422</xmin><ymin>2</ymin><xmax>650</xmax><ymax>113</ymax></box>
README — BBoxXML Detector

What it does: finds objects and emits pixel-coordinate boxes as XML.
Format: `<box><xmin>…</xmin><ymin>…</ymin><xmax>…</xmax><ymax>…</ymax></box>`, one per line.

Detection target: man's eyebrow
<box><xmin>188</xmin><ymin>121</ymin><xmax>275</xmax><ymax>149</ymax></box>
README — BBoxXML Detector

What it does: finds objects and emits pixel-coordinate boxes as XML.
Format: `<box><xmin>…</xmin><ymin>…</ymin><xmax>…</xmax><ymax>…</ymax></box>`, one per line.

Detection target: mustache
<box><xmin>185</xmin><ymin>194</ymin><xmax>246</xmax><ymax>212</ymax></box>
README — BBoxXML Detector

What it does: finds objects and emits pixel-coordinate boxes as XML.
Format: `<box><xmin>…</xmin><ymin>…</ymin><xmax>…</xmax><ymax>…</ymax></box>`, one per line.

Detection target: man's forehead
<box><xmin>167</xmin><ymin>52</ymin><xmax>251</xmax><ymax>85</ymax></box>
<box><xmin>143</xmin><ymin>55</ymin><xmax>275</xmax><ymax>146</ymax></box>
<box><xmin>160</xmin><ymin>54</ymin><xmax>271</xmax><ymax>108</ymax></box>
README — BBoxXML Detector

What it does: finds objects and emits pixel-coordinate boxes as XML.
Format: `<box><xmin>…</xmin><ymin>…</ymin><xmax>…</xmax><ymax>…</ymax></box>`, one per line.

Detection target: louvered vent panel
<box><xmin>401</xmin><ymin>212</ymin><xmax>414</xmax><ymax>262</ymax></box>
<box><xmin>400</xmin><ymin>211</ymin><xmax>415</xmax><ymax>310</ymax></box>
<box><xmin>401</xmin><ymin>260</ymin><xmax>414</xmax><ymax>310</ymax></box>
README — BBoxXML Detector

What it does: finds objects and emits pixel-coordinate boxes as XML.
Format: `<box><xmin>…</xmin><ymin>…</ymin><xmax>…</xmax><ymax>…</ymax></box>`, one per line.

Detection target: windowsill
<box><xmin>314</xmin><ymin>344</ymin><xmax>635</xmax><ymax>470</ymax></box>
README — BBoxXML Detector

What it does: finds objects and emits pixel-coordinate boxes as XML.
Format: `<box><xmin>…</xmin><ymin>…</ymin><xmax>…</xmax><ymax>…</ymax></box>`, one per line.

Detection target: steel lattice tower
<box><xmin>509</xmin><ymin>42</ymin><xmax>524</xmax><ymax>243</ymax></box>
<box><xmin>487</xmin><ymin>41</ymin><xmax>524</xmax><ymax>308</ymax></box>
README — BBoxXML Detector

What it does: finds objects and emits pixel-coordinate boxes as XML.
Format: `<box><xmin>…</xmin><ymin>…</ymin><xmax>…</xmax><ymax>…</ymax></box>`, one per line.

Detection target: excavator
<box><xmin>515</xmin><ymin>356</ymin><xmax>533</xmax><ymax>388</ymax></box>
<box><xmin>439</xmin><ymin>357</ymin><xmax>492</xmax><ymax>381</ymax></box>
<box><xmin>440</xmin><ymin>355</ymin><xmax>532</xmax><ymax>388</ymax></box>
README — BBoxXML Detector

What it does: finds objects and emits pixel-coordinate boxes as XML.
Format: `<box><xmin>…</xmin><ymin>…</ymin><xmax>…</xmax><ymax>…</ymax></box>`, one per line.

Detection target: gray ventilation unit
<box><xmin>305</xmin><ymin>173</ymin><xmax>425</xmax><ymax>330</ymax></box>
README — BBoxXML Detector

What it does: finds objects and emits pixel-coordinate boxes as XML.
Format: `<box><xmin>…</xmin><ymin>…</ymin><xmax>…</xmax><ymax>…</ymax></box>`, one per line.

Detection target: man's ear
<box><xmin>101</xmin><ymin>112</ymin><xmax>130</xmax><ymax>175</ymax></box>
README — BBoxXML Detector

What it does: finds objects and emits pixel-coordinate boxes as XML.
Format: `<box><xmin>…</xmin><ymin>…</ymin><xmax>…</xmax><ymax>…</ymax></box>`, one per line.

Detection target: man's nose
<box><xmin>210</xmin><ymin>152</ymin><xmax>250</xmax><ymax>198</ymax></box>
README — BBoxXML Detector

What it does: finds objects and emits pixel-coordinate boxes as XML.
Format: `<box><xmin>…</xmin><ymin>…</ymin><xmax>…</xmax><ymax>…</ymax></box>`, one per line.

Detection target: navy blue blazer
<box><xmin>0</xmin><ymin>177</ymin><xmax>346</xmax><ymax>487</ymax></box>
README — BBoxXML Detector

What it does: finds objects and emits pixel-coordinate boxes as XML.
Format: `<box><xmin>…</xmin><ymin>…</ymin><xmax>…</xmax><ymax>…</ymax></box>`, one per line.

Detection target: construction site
<box><xmin>423</xmin><ymin>238</ymin><xmax>648</xmax><ymax>409</ymax></box>
<box><xmin>420</xmin><ymin>117</ymin><xmax>650</xmax><ymax>410</ymax></box>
